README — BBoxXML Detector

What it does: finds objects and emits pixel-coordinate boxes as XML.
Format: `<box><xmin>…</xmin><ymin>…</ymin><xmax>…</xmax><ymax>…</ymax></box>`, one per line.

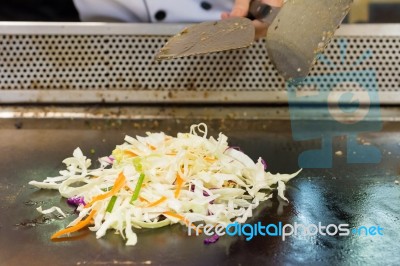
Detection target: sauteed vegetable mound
<box><xmin>29</xmin><ymin>123</ymin><xmax>300</xmax><ymax>245</ymax></box>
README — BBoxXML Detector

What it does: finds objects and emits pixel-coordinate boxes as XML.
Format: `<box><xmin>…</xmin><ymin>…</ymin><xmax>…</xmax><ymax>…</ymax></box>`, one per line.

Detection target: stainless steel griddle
<box><xmin>0</xmin><ymin>22</ymin><xmax>400</xmax><ymax>265</ymax></box>
<box><xmin>0</xmin><ymin>106</ymin><xmax>399</xmax><ymax>266</ymax></box>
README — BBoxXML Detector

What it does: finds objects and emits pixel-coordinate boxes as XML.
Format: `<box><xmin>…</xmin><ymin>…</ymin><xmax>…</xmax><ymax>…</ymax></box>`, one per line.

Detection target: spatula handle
<box><xmin>248</xmin><ymin>0</ymin><xmax>281</xmax><ymax>25</ymax></box>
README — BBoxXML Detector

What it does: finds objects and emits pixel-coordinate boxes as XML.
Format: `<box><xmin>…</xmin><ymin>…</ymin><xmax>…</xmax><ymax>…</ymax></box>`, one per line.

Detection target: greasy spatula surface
<box><xmin>266</xmin><ymin>0</ymin><xmax>353</xmax><ymax>80</ymax></box>
<box><xmin>155</xmin><ymin>17</ymin><xmax>255</xmax><ymax>60</ymax></box>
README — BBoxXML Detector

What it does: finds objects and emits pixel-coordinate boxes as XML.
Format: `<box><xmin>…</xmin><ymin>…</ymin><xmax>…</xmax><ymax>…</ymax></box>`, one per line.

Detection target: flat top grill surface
<box><xmin>0</xmin><ymin>111</ymin><xmax>399</xmax><ymax>266</ymax></box>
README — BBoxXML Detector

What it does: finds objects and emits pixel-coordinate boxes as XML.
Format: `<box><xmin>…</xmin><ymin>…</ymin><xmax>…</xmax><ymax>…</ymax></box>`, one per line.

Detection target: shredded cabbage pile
<box><xmin>29</xmin><ymin>123</ymin><xmax>301</xmax><ymax>245</ymax></box>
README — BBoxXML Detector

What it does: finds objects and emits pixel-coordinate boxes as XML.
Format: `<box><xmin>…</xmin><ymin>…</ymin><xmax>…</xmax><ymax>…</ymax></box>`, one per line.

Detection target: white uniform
<box><xmin>73</xmin><ymin>0</ymin><xmax>235</xmax><ymax>23</ymax></box>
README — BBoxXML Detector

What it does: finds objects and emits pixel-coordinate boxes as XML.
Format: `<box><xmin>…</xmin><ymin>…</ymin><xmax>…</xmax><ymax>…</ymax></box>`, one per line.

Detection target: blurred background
<box><xmin>0</xmin><ymin>0</ymin><xmax>399</xmax><ymax>23</ymax></box>
<box><xmin>348</xmin><ymin>0</ymin><xmax>400</xmax><ymax>23</ymax></box>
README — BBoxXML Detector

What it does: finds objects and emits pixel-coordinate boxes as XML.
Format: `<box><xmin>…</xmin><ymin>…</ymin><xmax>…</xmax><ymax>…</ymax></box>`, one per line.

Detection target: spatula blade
<box><xmin>266</xmin><ymin>0</ymin><xmax>353</xmax><ymax>80</ymax></box>
<box><xmin>155</xmin><ymin>17</ymin><xmax>255</xmax><ymax>60</ymax></box>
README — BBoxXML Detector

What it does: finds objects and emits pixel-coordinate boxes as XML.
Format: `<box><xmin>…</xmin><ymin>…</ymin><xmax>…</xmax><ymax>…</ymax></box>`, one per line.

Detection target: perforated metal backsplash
<box><xmin>0</xmin><ymin>23</ymin><xmax>399</xmax><ymax>104</ymax></box>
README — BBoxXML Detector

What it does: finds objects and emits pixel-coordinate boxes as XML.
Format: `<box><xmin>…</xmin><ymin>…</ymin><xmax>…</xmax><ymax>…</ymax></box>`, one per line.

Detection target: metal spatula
<box><xmin>155</xmin><ymin>0</ymin><xmax>280</xmax><ymax>60</ymax></box>
<box><xmin>266</xmin><ymin>0</ymin><xmax>353</xmax><ymax>80</ymax></box>
<box><xmin>155</xmin><ymin>17</ymin><xmax>256</xmax><ymax>60</ymax></box>
<box><xmin>155</xmin><ymin>0</ymin><xmax>353</xmax><ymax>80</ymax></box>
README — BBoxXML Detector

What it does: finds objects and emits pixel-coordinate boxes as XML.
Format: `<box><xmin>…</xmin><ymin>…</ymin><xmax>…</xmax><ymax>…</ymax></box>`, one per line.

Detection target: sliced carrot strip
<box><xmin>189</xmin><ymin>224</ymin><xmax>203</xmax><ymax>234</ymax></box>
<box><xmin>148</xmin><ymin>144</ymin><xmax>157</xmax><ymax>151</ymax></box>
<box><xmin>124</xmin><ymin>150</ymin><xmax>138</xmax><ymax>157</ymax></box>
<box><xmin>163</xmin><ymin>211</ymin><xmax>202</xmax><ymax>234</ymax></box>
<box><xmin>204</xmin><ymin>156</ymin><xmax>216</xmax><ymax>163</ymax></box>
<box><xmin>139</xmin><ymin>196</ymin><xmax>149</xmax><ymax>203</ymax></box>
<box><xmin>84</xmin><ymin>172</ymin><xmax>126</xmax><ymax>208</ymax></box>
<box><xmin>163</xmin><ymin>211</ymin><xmax>183</xmax><ymax>220</ymax></box>
<box><xmin>146</xmin><ymin>196</ymin><xmax>167</xmax><ymax>208</ymax></box>
<box><xmin>174</xmin><ymin>174</ymin><xmax>184</xmax><ymax>199</ymax></box>
<box><xmin>51</xmin><ymin>210</ymin><xmax>96</xmax><ymax>239</ymax></box>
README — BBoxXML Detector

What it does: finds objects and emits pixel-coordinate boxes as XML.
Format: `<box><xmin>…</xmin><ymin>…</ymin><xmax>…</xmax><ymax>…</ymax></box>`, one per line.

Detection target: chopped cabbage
<box><xmin>29</xmin><ymin>123</ymin><xmax>301</xmax><ymax>245</ymax></box>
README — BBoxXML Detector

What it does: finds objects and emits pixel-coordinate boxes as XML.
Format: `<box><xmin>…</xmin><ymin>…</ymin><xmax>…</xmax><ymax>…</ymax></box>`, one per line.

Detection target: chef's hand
<box><xmin>221</xmin><ymin>0</ymin><xmax>283</xmax><ymax>40</ymax></box>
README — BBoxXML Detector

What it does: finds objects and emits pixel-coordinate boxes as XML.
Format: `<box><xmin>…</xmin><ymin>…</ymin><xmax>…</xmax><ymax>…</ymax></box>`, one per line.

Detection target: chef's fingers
<box><xmin>222</xmin><ymin>0</ymin><xmax>284</xmax><ymax>19</ymax></box>
<box><xmin>264</xmin><ymin>0</ymin><xmax>284</xmax><ymax>7</ymax></box>
<box><xmin>221</xmin><ymin>0</ymin><xmax>284</xmax><ymax>40</ymax></box>
<box><xmin>221</xmin><ymin>0</ymin><xmax>250</xmax><ymax>19</ymax></box>
<box><xmin>230</xmin><ymin>0</ymin><xmax>251</xmax><ymax>17</ymax></box>
<box><xmin>221</xmin><ymin>12</ymin><xmax>230</xmax><ymax>19</ymax></box>
<box><xmin>253</xmin><ymin>20</ymin><xmax>268</xmax><ymax>40</ymax></box>
<box><xmin>253</xmin><ymin>0</ymin><xmax>283</xmax><ymax>40</ymax></box>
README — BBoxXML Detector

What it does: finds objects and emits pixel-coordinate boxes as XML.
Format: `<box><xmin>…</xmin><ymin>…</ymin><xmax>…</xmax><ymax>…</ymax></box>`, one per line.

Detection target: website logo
<box><xmin>287</xmin><ymin>39</ymin><xmax>382</xmax><ymax>168</ymax></box>
<box><xmin>188</xmin><ymin>221</ymin><xmax>384</xmax><ymax>241</ymax></box>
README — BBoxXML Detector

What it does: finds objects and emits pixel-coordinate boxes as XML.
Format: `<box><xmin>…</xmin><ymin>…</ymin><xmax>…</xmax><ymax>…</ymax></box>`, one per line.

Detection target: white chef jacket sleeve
<box><xmin>73</xmin><ymin>0</ymin><xmax>149</xmax><ymax>22</ymax></box>
<box><xmin>146</xmin><ymin>0</ymin><xmax>234</xmax><ymax>23</ymax></box>
<box><xmin>73</xmin><ymin>0</ymin><xmax>234</xmax><ymax>23</ymax></box>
